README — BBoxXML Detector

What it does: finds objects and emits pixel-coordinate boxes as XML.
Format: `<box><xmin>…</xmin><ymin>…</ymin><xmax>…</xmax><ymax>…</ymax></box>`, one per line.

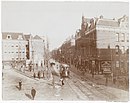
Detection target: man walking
<box><xmin>31</xmin><ymin>87</ymin><xmax>36</xmax><ymax>100</ymax></box>
<box><xmin>19</xmin><ymin>80</ymin><xmax>22</xmax><ymax>90</ymax></box>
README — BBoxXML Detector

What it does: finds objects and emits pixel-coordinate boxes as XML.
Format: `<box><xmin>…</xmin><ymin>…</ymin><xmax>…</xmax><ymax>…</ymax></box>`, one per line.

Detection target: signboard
<box><xmin>101</xmin><ymin>61</ymin><xmax>111</xmax><ymax>74</ymax></box>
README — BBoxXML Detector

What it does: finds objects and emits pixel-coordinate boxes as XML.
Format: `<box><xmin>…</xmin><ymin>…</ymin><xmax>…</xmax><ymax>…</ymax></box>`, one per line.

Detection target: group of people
<box><xmin>50</xmin><ymin>63</ymin><xmax>70</xmax><ymax>86</ymax></box>
<box><xmin>18</xmin><ymin>80</ymin><xmax>36</xmax><ymax>100</ymax></box>
<box><xmin>33</xmin><ymin>71</ymin><xmax>44</xmax><ymax>79</ymax></box>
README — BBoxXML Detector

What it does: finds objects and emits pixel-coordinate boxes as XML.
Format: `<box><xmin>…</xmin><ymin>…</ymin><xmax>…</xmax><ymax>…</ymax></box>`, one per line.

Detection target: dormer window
<box><xmin>7</xmin><ymin>35</ymin><xmax>12</xmax><ymax>39</ymax></box>
<box><xmin>18</xmin><ymin>35</ymin><xmax>23</xmax><ymax>40</ymax></box>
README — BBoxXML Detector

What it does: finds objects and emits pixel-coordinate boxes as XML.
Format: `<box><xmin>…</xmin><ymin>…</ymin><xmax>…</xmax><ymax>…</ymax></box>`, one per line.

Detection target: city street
<box><xmin>2</xmin><ymin>67</ymin><xmax>129</xmax><ymax>101</ymax></box>
<box><xmin>2</xmin><ymin>1</ymin><xmax>129</xmax><ymax>102</ymax></box>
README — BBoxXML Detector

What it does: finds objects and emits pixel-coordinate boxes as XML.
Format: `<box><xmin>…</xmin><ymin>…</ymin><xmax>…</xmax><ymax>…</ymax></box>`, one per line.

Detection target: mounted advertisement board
<box><xmin>101</xmin><ymin>61</ymin><xmax>111</xmax><ymax>74</ymax></box>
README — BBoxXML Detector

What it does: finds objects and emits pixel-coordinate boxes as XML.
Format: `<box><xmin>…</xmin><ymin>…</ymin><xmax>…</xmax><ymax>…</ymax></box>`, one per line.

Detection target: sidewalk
<box><xmin>70</xmin><ymin>65</ymin><xmax>129</xmax><ymax>91</ymax></box>
<box><xmin>12</xmin><ymin>66</ymin><xmax>53</xmax><ymax>82</ymax></box>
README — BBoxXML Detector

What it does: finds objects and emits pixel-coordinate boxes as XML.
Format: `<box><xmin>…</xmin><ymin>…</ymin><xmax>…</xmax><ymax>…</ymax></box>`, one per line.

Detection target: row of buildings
<box><xmin>51</xmin><ymin>15</ymin><xmax>129</xmax><ymax>77</ymax></box>
<box><xmin>2</xmin><ymin>32</ymin><xmax>47</xmax><ymax>68</ymax></box>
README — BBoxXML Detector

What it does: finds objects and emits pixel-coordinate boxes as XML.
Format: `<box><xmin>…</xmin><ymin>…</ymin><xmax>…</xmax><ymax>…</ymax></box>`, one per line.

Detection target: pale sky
<box><xmin>1</xmin><ymin>1</ymin><xmax>129</xmax><ymax>50</ymax></box>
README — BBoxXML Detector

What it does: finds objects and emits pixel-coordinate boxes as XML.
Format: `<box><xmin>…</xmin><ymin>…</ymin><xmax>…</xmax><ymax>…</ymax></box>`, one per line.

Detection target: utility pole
<box><xmin>30</xmin><ymin>34</ymin><xmax>34</xmax><ymax>71</ymax></box>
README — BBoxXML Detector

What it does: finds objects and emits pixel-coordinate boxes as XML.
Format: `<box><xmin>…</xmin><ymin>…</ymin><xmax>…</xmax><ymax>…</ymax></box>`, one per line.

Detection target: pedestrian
<box><xmin>43</xmin><ymin>71</ymin><xmax>44</xmax><ymax>78</ymax></box>
<box><xmin>31</xmin><ymin>87</ymin><xmax>36</xmax><ymax>100</ymax></box>
<box><xmin>38</xmin><ymin>71</ymin><xmax>40</xmax><ymax>79</ymax></box>
<box><xmin>60</xmin><ymin>68</ymin><xmax>65</xmax><ymax>86</ymax></box>
<box><xmin>29</xmin><ymin>64</ymin><xmax>31</xmax><ymax>72</ymax></box>
<box><xmin>41</xmin><ymin>62</ymin><xmax>43</xmax><ymax>67</ymax></box>
<box><xmin>19</xmin><ymin>80</ymin><xmax>22</xmax><ymax>90</ymax></box>
<box><xmin>33</xmin><ymin>73</ymin><xmax>36</xmax><ymax>78</ymax></box>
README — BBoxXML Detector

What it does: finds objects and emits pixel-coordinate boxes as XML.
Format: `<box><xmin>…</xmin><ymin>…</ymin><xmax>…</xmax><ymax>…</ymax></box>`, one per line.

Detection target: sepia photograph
<box><xmin>1</xmin><ymin>1</ymin><xmax>129</xmax><ymax>102</ymax></box>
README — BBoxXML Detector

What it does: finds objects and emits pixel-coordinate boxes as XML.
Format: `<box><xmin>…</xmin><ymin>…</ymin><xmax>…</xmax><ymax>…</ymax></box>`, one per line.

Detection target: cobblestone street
<box><xmin>2</xmin><ymin>66</ymin><xmax>129</xmax><ymax>101</ymax></box>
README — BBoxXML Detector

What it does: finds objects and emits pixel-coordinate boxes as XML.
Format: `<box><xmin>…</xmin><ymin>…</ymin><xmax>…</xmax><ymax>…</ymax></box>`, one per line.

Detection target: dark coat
<box><xmin>31</xmin><ymin>88</ymin><xmax>36</xmax><ymax>97</ymax></box>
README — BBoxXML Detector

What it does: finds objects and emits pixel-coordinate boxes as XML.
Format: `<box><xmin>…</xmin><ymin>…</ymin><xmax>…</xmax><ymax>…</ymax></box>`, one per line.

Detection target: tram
<box><xmin>60</xmin><ymin>63</ymin><xmax>70</xmax><ymax>78</ymax></box>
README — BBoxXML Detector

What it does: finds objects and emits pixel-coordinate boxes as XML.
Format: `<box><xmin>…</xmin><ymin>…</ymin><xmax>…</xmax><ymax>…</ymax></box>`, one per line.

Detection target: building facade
<box><xmin>2</xmin><ymin>32</ymin><xmax>27</xmax><ymax>62</ymax></box>
<box><xmin>96</xmin><ymin>15</ymin><xmax>129</xmax><ymax>76</ymax></box>
<box><xmin>2</xmin><ymin>32</ymin><xmax>45</xmax><ymax>68</ymax></box>
<box><xmin>30</xmin><ymin>35</ymin><xmax>45</xmax><ymax>67</ymax></box>
<box><xmin>52</xmin><ymin>15</ymin><xmax>129</xmax><ymax>78</ymax></box>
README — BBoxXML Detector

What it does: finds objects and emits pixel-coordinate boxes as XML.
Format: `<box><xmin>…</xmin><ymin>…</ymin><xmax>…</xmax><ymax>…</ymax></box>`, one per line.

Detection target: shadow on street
<box><xmin>25</xmin><ymin>93</ymin><xmax>32</xmax><ymax>100</ymax></box>
<box><xmin>15</xmin><ymin>85</ymin><xmax>20</xmax><ymax>90</ymax></box>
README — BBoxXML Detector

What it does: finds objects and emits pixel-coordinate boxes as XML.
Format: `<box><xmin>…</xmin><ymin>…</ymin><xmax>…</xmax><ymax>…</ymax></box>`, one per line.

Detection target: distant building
<box><xmin>30</xmin><ymin>35</ymin><xmax>45</xmax><ymax>66</ymax></box>
<box><xmin>24</xmin><ymin>34</ymin><xmax>31</xmax><ymax>60</ymax></box>
<box><xmin>2</xmin><ymin>32</ymin><xmax>45</xmax><ymax>68</ymax></box>
<box><xmin>2</xmin><ymin>32</ymin><xmax>27</xmax><ymax>62</ymax></box>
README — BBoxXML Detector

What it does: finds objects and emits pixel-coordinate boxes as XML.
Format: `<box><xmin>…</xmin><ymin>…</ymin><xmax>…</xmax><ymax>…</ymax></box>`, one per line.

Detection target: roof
<box><xmin>96</xmin><ymin>19</ymin><xmax>119</xmax><ymax>27</ymax></box>
<box><xmin>2</xmin><ymin>32</ymin><xmax>25</xmax><ymax>40</ymax></box>
<box><xmin>33</xmin><ymin>35</ymin><xmax>42</xmax><ymax>40</ymax></box>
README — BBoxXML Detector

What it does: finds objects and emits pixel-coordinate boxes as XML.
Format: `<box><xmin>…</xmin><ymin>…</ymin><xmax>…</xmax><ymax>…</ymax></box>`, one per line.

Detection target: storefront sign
<box><xmin>101</xmin><ymin>61</ymin><xmax>111</xmax><ymax>74</ymax></box>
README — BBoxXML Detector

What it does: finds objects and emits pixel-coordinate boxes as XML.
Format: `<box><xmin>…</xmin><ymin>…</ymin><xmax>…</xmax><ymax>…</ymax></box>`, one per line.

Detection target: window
<box><xmin>120</xmin><ymin>33</ymin><xmax>125</xmax><ymax>42</ymax></box>
<box><xmin>12</xmin><ymin>45</ymin><xmax>14</xmax><ymax>47</ymax></box>
<box><xmin>12</xmin><ymin>52</ymin><xmax>14</xmax><ymax>53</ymax></box>
<box><xmin>127</xmin><ymin>34</ymin><xmax>129</xmax><ymax>42</ymax></box>
<box><xmin>116</xmin><ymin>33</ymin><xmax>119</xmax><ymax>42</ymax></box>
<box><xmin>4</xmin><ymin>52</ymin><xmax>7</xmax><ymax>53</ymax></box>
<box><xmin>121</xmin><ymin>46</ymin><xmax>125</xmax><ymax>54</ymax></box>
<box><xmin>7</xmin><ymin>35</ymin><xmax>11</xmax><ymax>39</ymax></box>
<box><xmin>116</xmin><ymin>61</ymin><xmax>120</xmax><ymax>68</ymax></box>
<box><xmin>115</xmin><ymin>45</ymin><xmax>119</xmax><ymax>55</ymax></box>
<box><xmin>16</xmin><ymin>52</ymin><xmax>18</xmax><ymax>53</ymax></box>
<box><xmin>16</xmin><ymin>45</ymin><xmax>18</xmax><ymax>47</ymax></box>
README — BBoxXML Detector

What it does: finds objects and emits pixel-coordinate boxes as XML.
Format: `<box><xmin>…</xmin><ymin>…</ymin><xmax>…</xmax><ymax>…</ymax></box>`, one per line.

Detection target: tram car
<box><xmin>60</xmin><ymin>64</ymin><xmax>70</xmax><ymax>78</ymax></box>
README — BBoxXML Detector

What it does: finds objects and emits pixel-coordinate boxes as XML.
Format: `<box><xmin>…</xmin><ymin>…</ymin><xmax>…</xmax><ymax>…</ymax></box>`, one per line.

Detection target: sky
<box><xmin>1</xmin><ymin>1</ymin><xmax>129</xmax><ymax>50</ymax></box>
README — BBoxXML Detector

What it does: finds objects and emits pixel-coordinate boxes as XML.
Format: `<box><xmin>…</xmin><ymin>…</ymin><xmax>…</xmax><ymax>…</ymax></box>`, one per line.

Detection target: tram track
<box><xmin>69</xmin><ymin>71</ymin><xmax>118</xmax><ymax>101</ymax></box>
